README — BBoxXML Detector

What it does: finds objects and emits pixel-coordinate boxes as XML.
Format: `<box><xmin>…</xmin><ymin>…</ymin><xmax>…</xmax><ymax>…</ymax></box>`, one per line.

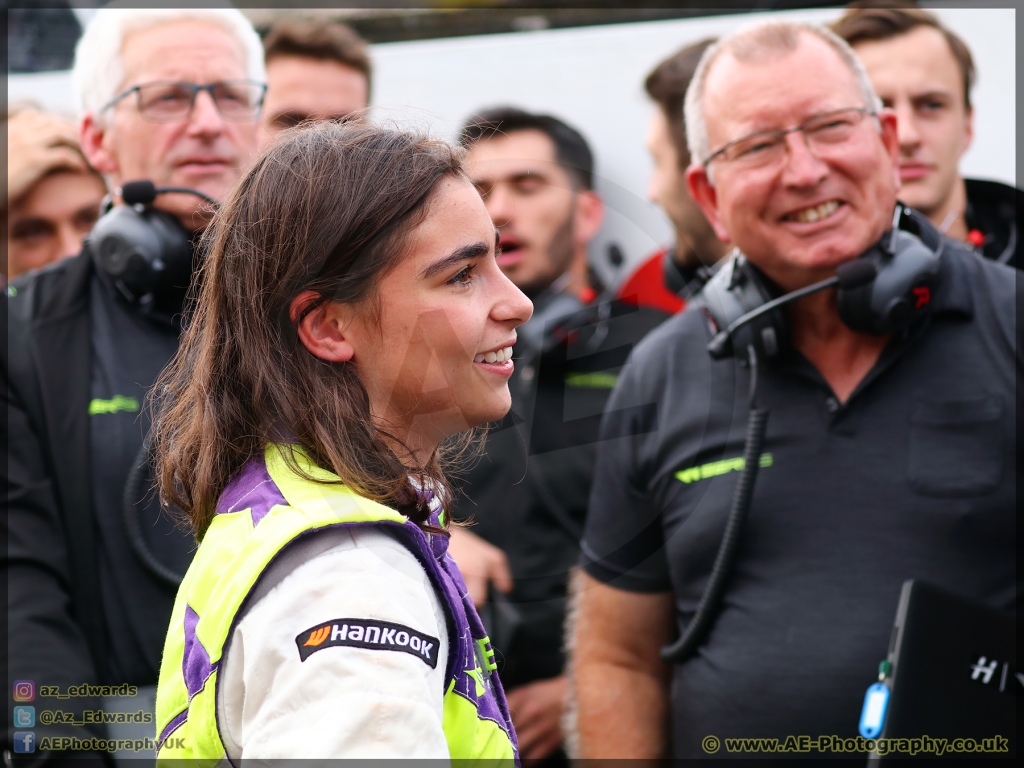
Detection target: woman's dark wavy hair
<box><xmin>152</xmin><ymin>122</ymin><xmax>470</xmax><ymax>539</ymax></box>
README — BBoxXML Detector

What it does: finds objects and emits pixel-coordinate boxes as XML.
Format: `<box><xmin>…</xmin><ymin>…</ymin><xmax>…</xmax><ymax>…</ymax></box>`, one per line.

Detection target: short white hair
<box><xmin>72</xmin><ymin>6</ymin><xmax>266</xmax><ymax>124</ymax></box>
<box><xmin>684</xmin><ymin>21</ymin><xmax>882</xmax><ymax>177</ymax></box>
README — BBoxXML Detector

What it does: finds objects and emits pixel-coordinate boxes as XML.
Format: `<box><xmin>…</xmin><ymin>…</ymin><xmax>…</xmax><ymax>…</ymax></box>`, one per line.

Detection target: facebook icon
<box><xmin>13</xmin><ymin>731</ymin><xmax>36</xmax><ymax>754</ymax></box>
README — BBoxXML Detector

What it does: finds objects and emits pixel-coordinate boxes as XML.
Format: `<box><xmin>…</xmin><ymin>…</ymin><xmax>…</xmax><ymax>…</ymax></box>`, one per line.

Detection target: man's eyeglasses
<box><xmin>703</xmin><ymin>107</ymin><xmax>878</xmax><ymax>170</ymax></box>
<box><xmin>101</xmin><ymin>81</ymin><xmax>267</xmax><ymax>123</ymax></box>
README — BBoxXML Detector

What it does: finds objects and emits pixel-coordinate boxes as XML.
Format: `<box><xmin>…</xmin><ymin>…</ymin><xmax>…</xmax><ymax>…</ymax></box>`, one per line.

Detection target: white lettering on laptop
<box><xmin>969</xmin><ymin>656</ymin><xmax>998</xmax><ymax>684</ymax></box>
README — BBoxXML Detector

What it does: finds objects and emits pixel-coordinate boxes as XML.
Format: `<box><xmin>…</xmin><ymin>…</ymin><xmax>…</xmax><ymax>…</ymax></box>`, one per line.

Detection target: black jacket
<box><xmin>965</xmin><ymin>177</ymin><xmax>1021</xmax><ymax>268</ymax></box>
<box><xmin>451</xmin><ymin>288</ymin><xmax>668</xmax><ymax>688</ymax></box>
<box><xmin>5</xmin><ymin>253</ymin><xmax>109</xmax><ymax>755</ymax></box>
<box><xmin>4</xmin><ymin>250</ymin><xmax>187</xmax><ymax>759</ymax></box>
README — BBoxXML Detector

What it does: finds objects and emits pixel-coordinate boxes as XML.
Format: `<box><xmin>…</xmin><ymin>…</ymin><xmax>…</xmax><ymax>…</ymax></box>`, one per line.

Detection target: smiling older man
<box><xmin>571</xmin><ymin>20</ymin><xmax>1017</xmax><ymax>759</ymax></box>
<box><xmin>5</xmin><ymin>8</ymin><xmax>263</xmax><ymax>762</ymax></box>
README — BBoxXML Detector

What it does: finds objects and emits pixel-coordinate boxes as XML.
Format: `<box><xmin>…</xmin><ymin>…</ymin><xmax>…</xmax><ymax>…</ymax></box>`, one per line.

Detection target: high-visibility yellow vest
<box><xmin>154</xmin><ymin>443</ymin><xmax>517</xmax><ymax>764</ymax></box>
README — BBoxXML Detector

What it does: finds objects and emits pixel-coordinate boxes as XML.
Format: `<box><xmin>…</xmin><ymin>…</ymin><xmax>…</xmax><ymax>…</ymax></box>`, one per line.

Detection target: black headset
<box><xmin>88</xmin><ymin>180</ymin><xmax>218</xmax><ymax>304</ymax></box>
<box><xmin>661</xmin><ymin>203</ymin><xmax>944</xmax><ymax>664</ymax></box>
<box><xmin>698</xmin><ymin>203</ymin><xmax>943</xmax><ymax>362</ymax></box>
<box><xmin>663</xmin><ymin>248</ymin><xmax>718</xmax><ymax>300</ymax></box>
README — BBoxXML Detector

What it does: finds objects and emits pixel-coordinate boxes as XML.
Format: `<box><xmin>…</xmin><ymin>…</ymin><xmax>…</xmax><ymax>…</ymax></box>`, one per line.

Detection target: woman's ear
<box><xmin>290</xmin><ymin>290</ymin><xmax>356</xmax><ymax>363</ymax></box>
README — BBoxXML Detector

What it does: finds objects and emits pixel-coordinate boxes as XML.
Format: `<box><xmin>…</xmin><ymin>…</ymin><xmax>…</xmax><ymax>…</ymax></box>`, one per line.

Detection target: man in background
<box><xmin>4</xmin><ymin>106</ymin><xmax>107</xmax><ymax>282</ymax></box>
<box><xmin>616</xmin><ymin>38</ymin><xmax>730</xmax><ymax>313</ymax></box>
<box><xmin>5</xmin><ymin>8</ymin><xmax>264</xmax><ymax>763</ymax></box>
<box><xmin>451</xmin><ymin>107</ymin><xmax>667</xmax><ymax>761</ymax></box>
<box><xmin>260</xmin><ymin>18</ymin><xmax>371</xmax><ymax>145</ymax></box>
<box><xmin>833</xmin><ymin>3</ymin><xmax>1021</xmax><ymax>267</ymax></box>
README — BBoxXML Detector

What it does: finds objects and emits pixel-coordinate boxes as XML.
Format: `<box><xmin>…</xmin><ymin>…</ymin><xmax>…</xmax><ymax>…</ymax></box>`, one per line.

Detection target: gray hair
<box><xmin>72</xmin><ymin>7</ymin><xmax>266</xmax><ymax>125</ymax></box>
<box><xmin>684</xmin><ymin>21</ymin><xmax>882</xmax><ymax>179</ymax></box>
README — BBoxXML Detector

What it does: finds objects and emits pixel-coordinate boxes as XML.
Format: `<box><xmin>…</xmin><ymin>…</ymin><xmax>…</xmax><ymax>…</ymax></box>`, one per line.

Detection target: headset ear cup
<box><xmin>736</xmin><ymin>264</ymin><xmax>789</xmax><ymax>361</ymax></box>
<box><xmin>88</xmin><ymin>206</ymin><xmax>161</xmax><ymax>299</ymax></box>
<box><xmin>836</xmin><ymin>281</ymin><xmax>875</xmax><ymax>334</ymax></box>
<box><xmin>87</xmin><ymin>206</ymin><xmax>192</xmax><ymax>303</ymax></box>
<box><xmin>837</xmin><ymin>242</ymin><xmax>885</xmax><ymax>334</ymax></box>
<box><xmin>697</xmin><ymin>254</ymin><xmax>788</xmax><ymax>360</ymax></box>
<box><xmin>837</xmin><ymin>230</ymin><xmax>941</xmax><ymax>335</ymax></box>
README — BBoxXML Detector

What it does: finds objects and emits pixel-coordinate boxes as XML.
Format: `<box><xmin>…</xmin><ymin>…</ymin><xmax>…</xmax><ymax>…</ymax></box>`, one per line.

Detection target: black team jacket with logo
<box><xmin>451</xmin><ymin>286</ymin><xmax>668</xmax><ymax>690</ymax></box>
<box><xmin>4</xmin><ymin>250</ymin><xmax>194</xmax><ymax>762</ymax></box>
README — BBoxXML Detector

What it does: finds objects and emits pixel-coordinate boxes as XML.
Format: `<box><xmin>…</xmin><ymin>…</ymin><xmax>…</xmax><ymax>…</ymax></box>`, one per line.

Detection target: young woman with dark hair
<box><xmin>151</xmin><ymin>122</ymin><xmax>531</xmax><ymax>760</ymax></box>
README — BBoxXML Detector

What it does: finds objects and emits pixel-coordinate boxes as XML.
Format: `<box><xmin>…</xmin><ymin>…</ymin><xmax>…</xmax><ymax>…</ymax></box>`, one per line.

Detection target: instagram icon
<box><xmin>12</xmin><ymin>681</ymin><xmax>35</xmax><ymax>702</ymax></box>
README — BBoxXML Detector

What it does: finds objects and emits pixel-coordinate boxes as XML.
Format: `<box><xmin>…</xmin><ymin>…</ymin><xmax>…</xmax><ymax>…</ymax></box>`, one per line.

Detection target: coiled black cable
<box><xmin>661</xmin><ymin>344</ymin><xmax>769</xmax><ymax>663</ymax></box>
<box><xmin>123</xmin><ymin>429</ymin><xmax>184</xmax><ymax>588</ymax></box>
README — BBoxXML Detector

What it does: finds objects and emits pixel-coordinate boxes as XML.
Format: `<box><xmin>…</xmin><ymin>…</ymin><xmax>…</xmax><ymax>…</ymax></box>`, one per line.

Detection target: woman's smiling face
<box><xmin>341</xmin><ymin>176</ymin><xmax>533</xmax><ymax>456</ymax></box>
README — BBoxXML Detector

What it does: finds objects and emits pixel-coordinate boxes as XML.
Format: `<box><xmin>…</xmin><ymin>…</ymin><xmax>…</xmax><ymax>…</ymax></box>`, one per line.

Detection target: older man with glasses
<box><xmin>78</xmin><ymin>11</ymin><xmax>264</xmax><ymax>230</ymax></box>
<box><xmin>5</xmin><ymin>9</ymin><xmax>264</xmax><ymax>764</ymax></box>
<box><xmin>571</xmin><ymin>20</ymin><xmax>1016</xmax><ymax>759</ymax></box>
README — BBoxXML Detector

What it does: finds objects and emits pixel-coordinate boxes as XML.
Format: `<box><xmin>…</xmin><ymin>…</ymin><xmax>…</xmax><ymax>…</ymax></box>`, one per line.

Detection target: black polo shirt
<box><xmin>453</xmin><ymin>294</ymin><xmax>668</xmax><ymax>689</ymax></box>
<box><xmin>581</xmin><ymin>244</ymin><xmax>1018</xmax><ymax>758</ymax></box>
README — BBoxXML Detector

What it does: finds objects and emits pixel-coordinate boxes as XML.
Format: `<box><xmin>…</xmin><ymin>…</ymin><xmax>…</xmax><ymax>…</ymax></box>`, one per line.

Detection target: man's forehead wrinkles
<box><xmin>123</xmin><ymin>58</ymin><xmax>247</xmax><ymax>81</ymax></box>
<box><xmin>724</xmin><ymin>100</ymin><xmax>858</xmax><ymax>137</ymax></box>
<box><xmin>120</xmin><ymin>27</ymin><xmax>246</xmax><ymax>85</ymax></box>
<box><xmin>706</xmin><ymin>72</ymin><xmax>862</xmax><ymax>141</ymax></box>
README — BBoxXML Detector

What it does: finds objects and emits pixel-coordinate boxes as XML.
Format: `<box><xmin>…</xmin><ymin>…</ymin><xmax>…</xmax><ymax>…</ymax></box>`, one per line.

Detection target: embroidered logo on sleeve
<box><xmin>295</xmin><ymin>618</ymin><xmax>439</xmax><ymax>668</ymax></box>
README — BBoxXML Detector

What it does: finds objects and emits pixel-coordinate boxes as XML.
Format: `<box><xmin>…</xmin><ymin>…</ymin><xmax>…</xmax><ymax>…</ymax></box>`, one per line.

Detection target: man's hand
<box><xmin>506</xmin><ymin>675</ymin><xmax>567</xmax><ymax>760</ymax></box>
<box><xmin>7</xmin><ymin>109</ymin><xmax>92</xmax><ymax>208</ymax></box>
<box><xmin>447</xmin><ymin>526</ymin><xmax>513</xmax><ymax>607</ymax></box>
<box><xmin>571</xmin><ymin>572</ymin><xmax>674</xmax><ymax>758</ymax></box>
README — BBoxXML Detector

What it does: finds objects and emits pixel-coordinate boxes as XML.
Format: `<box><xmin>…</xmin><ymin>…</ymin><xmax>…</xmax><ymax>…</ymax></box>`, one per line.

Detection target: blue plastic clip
<box><xmin>858</xmin><ymin>681</ymin><xmax>890</xmax><ymax>739</ymax></box>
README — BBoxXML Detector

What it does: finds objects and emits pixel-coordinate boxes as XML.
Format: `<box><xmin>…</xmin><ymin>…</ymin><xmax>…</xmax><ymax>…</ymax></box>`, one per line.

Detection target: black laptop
<box><xmin>866</xmin><ymin>579</ymin><xmax>1016</xmax><ymax>762</ymax></box>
